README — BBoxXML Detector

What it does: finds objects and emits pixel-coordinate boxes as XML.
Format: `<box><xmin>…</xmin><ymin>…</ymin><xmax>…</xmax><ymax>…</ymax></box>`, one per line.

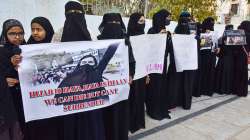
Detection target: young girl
<box><xmin>26</xmin><ymin>16</ymin><xmax>59</xmax><ymax>140</ymax></box>
<box><xmin>0</xmin><ymin>19</ymin><xmax>25</xmax><ymax>140</ymax></box>
<box><xmin>27</xmin><ymin>17</ymin><xmax>54</xmax><ymax>44</ymax></box>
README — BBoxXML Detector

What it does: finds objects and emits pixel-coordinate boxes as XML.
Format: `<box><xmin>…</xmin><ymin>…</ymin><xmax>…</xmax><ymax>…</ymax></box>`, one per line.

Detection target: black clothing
<box><xmin>127</xmin><ymin>13</ymin><xmax>145</xmax><ymax>36</ymax></box>
<box><xmin>231</xmin><ymin>21</ymin><xmax>250</xmax><ymax>97</ymax></box>
<box><xmin>26</xmin><ymin>18</ymin><xmax>59</xmax><ymax>140</ymax></box>
<box><xmin>148</xmin><ymin>9</ymin><xmax>171</xmax><ymax>33</ymax></box>
<box><xmin>127</xmin><ymin>12</ymin><xmax>146</xmax><ymax>133</ymax></box>
<box><xmin>146</xmin><ymin>23</ymin><xmax>171</xmax><ymax>119</ymax></box>
<box><xmin>167</xmin><ymin>21</ymin><xmax>195</xmax><ymax>110</ymax></box>
<box><xmin>0</xmin><ymin>53</ymin><xmax>17</xmax><ymax>134</ymax></box>
<box><xmin>98</xmin><ymin>13</ymin><xmax>135</xmax><ymax>140</ymax></box>
<box><xmin>0</xmin><ymin>19</ymin><xmax>25</xmax><ymax>134</ymax></box>
<box><xmin>197</xmin><ymin>17</ymin><xmax>216</xmax><ymax>96</ymax></box>
<box><xmin>98</xmin><ymin>13</ymin><xmax>126</xmax><ymax>35</ymax></box>
<box><xmin>174</xmin><ymin>17</ymin><xmax>191</xmax><ymax>34</ymax></box>
<box><xmin>59</xmin><ymin>2</ymin><xmax>105</xmax><ymax>140</ymax></box>
<box><xmin>61</xmin><ymin>1</ymin><xmax>91</xmax><ymax>42</ymax></box>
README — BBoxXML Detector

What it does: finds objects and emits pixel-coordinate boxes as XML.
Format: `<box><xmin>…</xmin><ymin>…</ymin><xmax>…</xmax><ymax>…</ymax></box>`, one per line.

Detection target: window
<box><xmin>230</xmin><ymin>4</ymin><xmax>239</xmax><ymax>15</ymax></box>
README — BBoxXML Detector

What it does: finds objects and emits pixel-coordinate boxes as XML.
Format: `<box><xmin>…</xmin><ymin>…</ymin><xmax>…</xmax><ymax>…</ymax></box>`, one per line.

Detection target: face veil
<box><xmin>75</xmin><ymin>55</ymin><xmax>98</xmax><ymax>73</ymax></box>
<box><xmin>147</xmin><ymin>9</ymin><xmax>171</xmax><ymax>34</ymax></box>
<box><xmin>98</xmin><ymin>13</ymin><xmax>126</xmax><ymax>40</ymax></box>
<box><xmin>61</xmin><ymin>1</ymin><xmax>91</xmax><ymax>42</ymax></box>
<box><xmin>127</xmin><ymin>12</ymin><xmax>145</xmax><ymax>36</ymax></box>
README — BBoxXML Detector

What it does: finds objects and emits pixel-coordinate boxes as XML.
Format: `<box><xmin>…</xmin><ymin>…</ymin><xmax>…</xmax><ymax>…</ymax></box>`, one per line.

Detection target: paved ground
<box><xmin>129</xmin><ymin>92</ymin><xmax>250</xmax><ymax>140</ymax></box>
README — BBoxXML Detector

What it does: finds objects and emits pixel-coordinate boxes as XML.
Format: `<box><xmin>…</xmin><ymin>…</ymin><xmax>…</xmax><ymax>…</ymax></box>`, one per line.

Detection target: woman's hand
<box><xmin>11</xmin><ymin>55</ymin><xmax>22</xmax><ymax>67</ymax></box>
<box><xmin>215</xmin><ymin>48</ymin><xmax>221</xmax><ymax>54</ymax></box>
<box><xmin>6</xmin><ymin>78</ymin><xmax>19</xmax><ymax>87</ymax></box>
<box><xmin>160</xmin><ymin>29</ymin><xmax>167</xmax><ymax>34</ymax></box>
<box><xmin>129</xmin><ymin>76</ymin><xmax>133</xmax><ymax>85</ymax></box>
<box><xmin>146</xmin><ymin>75</ymin><xmax>150</xmax><ymax>84</ymax></box>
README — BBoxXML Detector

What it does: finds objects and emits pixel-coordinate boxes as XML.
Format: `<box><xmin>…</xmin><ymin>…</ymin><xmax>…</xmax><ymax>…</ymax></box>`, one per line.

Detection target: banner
<box><xmin>130</xmin><ymin>34</ymin><xmax>167</xmax><ymax>80</ymax></box>
<box><xmin>172</xmin><ymin>34</ymin><xmax>198</xmax><ymax>72</ymax></box>
<box><xmin>18</xmin><ymin>40</ymin><xmax>129</xmax><ymax>122</ymax></box>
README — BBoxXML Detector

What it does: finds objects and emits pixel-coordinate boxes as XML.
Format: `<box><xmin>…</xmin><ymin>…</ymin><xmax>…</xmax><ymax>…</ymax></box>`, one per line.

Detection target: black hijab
<box><xmin>27</xmin><ymin>17</ymin><xmax>54</xmax><ymax>44</ymax></box>
<box><xmin>0</xmin><ymin>19</ymin><xmax>25</xmax><ymax>45</ymax></box>
<box><xmin>61</xmin><ymin>1</ymin><xmax>91</xmax><ymax>42</ymax></box>
<box><xmin>127</xmin><ymin>13</ymin><xmax>145</xmax><ymax>36</ymax></box>
<box><xmin>174</xmin><ymin>17</ymin><xmax>190</xmax><ymax>34</ymax></box>
<box><xmin>201</xmin><ymin>17</ymin><xmax>215</xmax><ymax>33</ymax></box>
<box><xmin>148</xmin><ymin>9</ymin><xmax>171</xmax><ymax>34</ymax></box>
<box><xmin>238</xmin><ymin>20</ymin><xmax>250</xmax><ymax>51</ymax></box>
<box><xmin>97</xmin><ymin>13</ymin><xmax>126</xmax><ymax>40</ymax></box>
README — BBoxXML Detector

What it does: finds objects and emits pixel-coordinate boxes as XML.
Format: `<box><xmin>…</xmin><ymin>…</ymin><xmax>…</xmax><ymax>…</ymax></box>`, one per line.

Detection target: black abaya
<box><xmin>145</xmin><ymin>9</ymin><xmax>171</xmax><ymax>120</ymax></box>
<box><xmin>167</xmin><ymin>17</ymin><xmax>196</xmax><ymax>110</ymax></box>
<box><xmin>145</xmin><ymin>29</ymin><xmax>171</xmax><ymax>120</ymax></box>
<box><xmin>232</xmin><ymin>47</ymin><xmax>248</xmax><ymax>97</ymax></box>
<box><xmin>199</xmin><ymin>49</ymin><xmax>216</xmax><ymax>96</ymax></box>
<box><xmin>98</xmin><ymin>13</ymin><xmax>135</xmax><ymax>140</ymax></box>
<box><xmin>198</xmin><ymin>17</ymin><xmax>216</xmax><ymax>96</ymax></box>
<box><xmin>128</xmin><ymin>77</ymin><xmax>146</xmax><ymax>133</ymax></box>
<box><xmin>25</xmin><ymin>16</ymin><xmax>60</xmax><ymax>140</ymax></box>
<box><xmin>235</xmin><ymin>21</ymin><xmax>250</xmax><ymax>97</ymax></box>
<box><xmin>214</xmin><ymin>44</ymin><xmax>234</xmax><ymax>95</ymax></box>
<box><xmin>59</xmin><ymin>2</ymin><xmax>105</xmax><ymax>140</ymax></box>
<box><xmin>127</xmin><ymin>12</ymin><xmax>147</xmax><ymax>133</ymax></box>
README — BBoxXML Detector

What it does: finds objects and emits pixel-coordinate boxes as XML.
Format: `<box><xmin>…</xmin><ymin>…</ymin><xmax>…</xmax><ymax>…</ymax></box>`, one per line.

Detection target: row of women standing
<box><xmin>0</xmin><ymin>1</ymin><xmax>137</xmax><ymax>140</ymax></box>
<box><xmin>0</xmin><ymin>1</ymin><xmax>249</xmax><ymax>140</ymax></box>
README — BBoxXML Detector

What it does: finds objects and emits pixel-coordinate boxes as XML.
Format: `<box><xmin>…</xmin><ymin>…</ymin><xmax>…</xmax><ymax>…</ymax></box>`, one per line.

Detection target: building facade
<box><xmin>217</xmin><ymin>0</ymin><xmax>250</xmax><ymax>24</ymax></box>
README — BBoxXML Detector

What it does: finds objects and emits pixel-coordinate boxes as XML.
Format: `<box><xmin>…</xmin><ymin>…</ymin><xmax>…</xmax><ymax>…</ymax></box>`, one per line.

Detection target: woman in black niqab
<box><xmin>25</xmin><ymin>17</ymin><xmax>60</xmax><ymax>140</ymax></box>
<box><xmin>127</xmin><ymin>12</ymin><xmax>145</xmax><ymax>36</ymax></box>
<box><xmin>127</xmin><ymin>12</ymin><xmax>147</xmax><ymax>133</ymax></box>
<box><xmin>201</xmin><ymin>17</ymin><xmax>215</xmax><ymax>32</ymax></box>
<box><xmin>146</xmin><ymin>9</ymin><xmax>172</xmax><ymax>120</ymax></box>
<box><xmin>169</xmin><ymin>15</ymin><xmax>195</xmax><ymax>110</ymax></box>
<box><xmin>61</xmin><ymin>1</ymin><xmax>91</xmax><ymax>42</ymax></box>
<box><xmin>214</xmin><ymin>25</ymin><xmax>234</xmax><ymax>95</ymax></box>
<box><xmin>231</xmin><ymin>21</ymin><xmax>250</xmax><ymax>97</ymax></box>
<box><xmin>27</xmin><ymin>17</ymin><xmax>54</xmax><ymax>44</ymax></box>
<box><xmin>98</xmin><ymin>13</ymin><xmax>126</xmax><ymax>39</ymax></box>
<box><xmin>174</xmin><ymin>17</ymin><xmax>191</xmax><ymax>34</ymax></box>
<box><xmin>98</xmin><ymin>12</ymin><xmax>136</xmax><ymax>140</ymax></box>
<box><xmin>57</xmin><ymin>2</ymin><xmax>106</xmax><ymax>140</ymax></box>
<box><xmin>198</xmin><ymin>17</ymin><xmax>217</xmax><ymax>96</ymax></box>
<box><xmin>148</xmin><ymin>9</ymin><xmax>171</xmax><ymax>34</ymax></box>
